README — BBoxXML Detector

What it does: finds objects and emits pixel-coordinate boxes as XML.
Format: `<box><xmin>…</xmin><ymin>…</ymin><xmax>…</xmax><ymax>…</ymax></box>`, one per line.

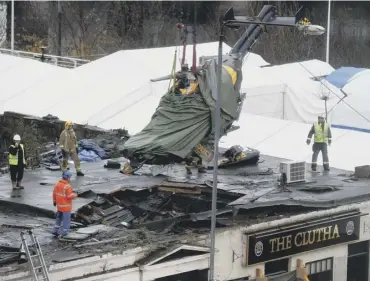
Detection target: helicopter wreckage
<box><xmin>120</xmin><ymin>5</ymin><xmax>308</xmax><ymax>175</ymax></box>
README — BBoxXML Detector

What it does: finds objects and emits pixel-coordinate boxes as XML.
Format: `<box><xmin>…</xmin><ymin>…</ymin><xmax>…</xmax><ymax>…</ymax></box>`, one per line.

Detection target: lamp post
<box><xmin>10</xmin><ymin>0</ymin><xmax>14</xmax><ymax>52</ymax></box>
<box><xmin>326</xmin><ymin>0</ymin><xmax>331</xmax><ymax>64</ymax></box>
<box><xmin>208</xmin><ymin>8</ymin><xmax>325</xmax><ymax>281</ymax></box>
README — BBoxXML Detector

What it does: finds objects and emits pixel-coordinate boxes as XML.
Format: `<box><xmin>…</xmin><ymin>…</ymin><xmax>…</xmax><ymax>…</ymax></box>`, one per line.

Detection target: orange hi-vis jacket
<box><xmin>52</xmin><ymin>179</ymin><xmax>77</xmax><ymax>212</ymax></box>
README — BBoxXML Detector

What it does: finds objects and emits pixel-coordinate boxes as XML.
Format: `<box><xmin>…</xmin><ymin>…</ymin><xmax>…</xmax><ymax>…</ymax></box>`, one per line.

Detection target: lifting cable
<box><xmin>181</xmin><ymin>4</ymin><xmax>190</xmax><ymax>66</ymax></box>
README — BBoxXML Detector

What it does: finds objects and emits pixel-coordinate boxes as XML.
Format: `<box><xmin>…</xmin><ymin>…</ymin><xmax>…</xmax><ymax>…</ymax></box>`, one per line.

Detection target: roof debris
<box><xmin>0</xmin><ymin>153</ymin><xmax>369</xmax><ymax>276</ymax></box>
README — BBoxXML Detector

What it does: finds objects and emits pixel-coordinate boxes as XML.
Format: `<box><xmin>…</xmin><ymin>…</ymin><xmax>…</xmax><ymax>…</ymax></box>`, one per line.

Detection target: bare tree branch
<box><xmin>0</xmin><ymin>2</ymin><xmax>6</xmax><ymax>47</ymax></box>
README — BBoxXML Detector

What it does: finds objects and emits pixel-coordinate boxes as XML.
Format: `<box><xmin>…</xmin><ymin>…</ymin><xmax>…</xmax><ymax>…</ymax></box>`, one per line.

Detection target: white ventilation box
<box><xmin>280</xmin><ymin>161</ymin><xmax>306</xmax><ymax>184</ymax></box>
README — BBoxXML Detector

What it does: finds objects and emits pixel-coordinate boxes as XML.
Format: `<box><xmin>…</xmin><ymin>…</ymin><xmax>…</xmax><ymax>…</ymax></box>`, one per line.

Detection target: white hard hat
<box><xmin>13</xmin><ymin>134</ymin><xmax>21</xmax><ymax>141</ymax></box>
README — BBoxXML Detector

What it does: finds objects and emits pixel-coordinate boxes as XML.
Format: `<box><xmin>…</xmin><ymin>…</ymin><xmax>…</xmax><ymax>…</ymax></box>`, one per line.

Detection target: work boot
<box><xmin>76</xmin><ymin>171</ymin><xmax>84</xmax><ymax>177</ymax></box>
<box><xmin>11</xmin><ymin>182</ymin><xmax>18</xmax><ymax>191</ymax></box>
<box><xmin>311</xmin><ymin>163</ymin><xmax>317</xmax><ymax>172</ymax></box>
<box><xmin>323</xmin><ymin>164</ymin><xmax>330</xmax><ymax>171</ymax></box>
<box><xmin>16</xmin><ymin>181</ymin><xmax>24</xmax><ymax>189</ymax></box>
<box><xmin>185</xmin><ymin>166</ymin><xmax>192</xmax><ymax>175</ymax></box>
<box><xmin>198</xmin><ymin>166</ymin><xmax>206</xmax><ymax>173</ymax></box>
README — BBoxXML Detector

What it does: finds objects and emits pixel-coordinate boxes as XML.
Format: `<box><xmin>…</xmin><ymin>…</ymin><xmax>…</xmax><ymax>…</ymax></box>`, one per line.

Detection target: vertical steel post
<box><xmin>10</xmin><ymin>0</ymin><xmax>14</xmax><ymax>52</ymax></box>
<box><xmin>209</xmin><ymin>27</ymin><xmax>224</xmax><ymax>281</ymax></box>
<box><xmin>57</xmin><ymin>0</ymin><xmax>62</xmax><ymax>57</ymax></box>
<box><xmin>325</xmin><ymin>0</ymin><xmax>331</xmax><ymax>64</ymax></box>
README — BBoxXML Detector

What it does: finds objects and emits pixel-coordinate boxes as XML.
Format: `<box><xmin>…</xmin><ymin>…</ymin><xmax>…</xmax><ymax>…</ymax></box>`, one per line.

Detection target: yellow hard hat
<box><xmin>65</xmin><ymin>120</ymin><xmax>73</xmax><ymax>128</ymax></box>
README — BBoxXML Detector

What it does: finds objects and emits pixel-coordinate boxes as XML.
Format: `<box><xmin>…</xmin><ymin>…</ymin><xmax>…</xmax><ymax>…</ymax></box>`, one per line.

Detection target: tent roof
<box><xmin>325</xmin><ymin>66</ymin><xmax>368</xmax><ymax>89</ymax></box>
<box><xmin>0</xmin><ymin>54</ymin><xmax>70</xmax><ymax>114</ymax></box>
<box><xmin>221</xmin><ymin>112</ymin><xmax>370</xmax><ymax>171</ymax></box>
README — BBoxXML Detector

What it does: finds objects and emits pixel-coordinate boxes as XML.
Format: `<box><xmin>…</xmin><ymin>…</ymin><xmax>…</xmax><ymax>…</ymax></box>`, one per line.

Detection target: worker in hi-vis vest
<box><xmin>306</xmin><ymin>115</ymin><xmax>332</xmax><ymax>172</ymax></box>
<box><xmin>52</xmin><ymin>170</ymin><xmax>77</xmax><ymax>238</ymax></box>
<box><xmin>8</xmin><ymin>134</ymin><xmax>26</xmax><ymax>190</ymax></box>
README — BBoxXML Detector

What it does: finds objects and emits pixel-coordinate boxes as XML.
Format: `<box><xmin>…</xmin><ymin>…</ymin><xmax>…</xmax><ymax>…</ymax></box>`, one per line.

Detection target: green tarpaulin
<box><xmin>123</xmin><ymin>59</ymin><xmax>239</xmax><ymax>164</ymax></box>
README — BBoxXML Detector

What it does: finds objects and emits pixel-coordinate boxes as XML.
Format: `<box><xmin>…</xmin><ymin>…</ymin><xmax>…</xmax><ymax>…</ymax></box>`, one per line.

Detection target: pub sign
<box><xmin>246</xmin><ymin>213</ymin><xmax>361</xmax><ymax>265</ymax></box>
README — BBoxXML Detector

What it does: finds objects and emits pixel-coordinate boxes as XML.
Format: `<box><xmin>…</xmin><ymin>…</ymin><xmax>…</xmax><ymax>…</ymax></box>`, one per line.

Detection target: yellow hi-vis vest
<box><xmin>314</xmin><ymin>122</ymin><xmax>329</xmax><ymax>143</ymax></box>
<box><xmin>8</xmin><ymin>144</ymin><xmax>26</xmax><ymax>165</ymax></box>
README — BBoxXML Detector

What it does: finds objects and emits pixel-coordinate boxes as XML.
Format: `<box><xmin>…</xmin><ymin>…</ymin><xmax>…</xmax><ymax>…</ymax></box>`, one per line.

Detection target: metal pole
<box><xmin>57</xmin><ymin>0</ymin><xmax>62</xmax><ymax>57</ymax></box>
<box><xmin>10</xmin><ymin>0</ymin><xmax>14</xmax><ymax>52</ymax></box>
<box><xmin>325</xmin><ymin>98</ymin><xmax>328</xmax><ymax>121</ymax></box>
<box><xmin>325</xmin><ymin>0</ymin><xmax>331</xmax><ymax>64</ymax></box>
<box><xmin>209</xmin><ymin>26</ymin><xmax>223</xmax><ymax>281</ymax></box>
<box><xmin>282</xmin><ymin>91</ymin><xmax>285</xmax><ymax>120</ymax></box>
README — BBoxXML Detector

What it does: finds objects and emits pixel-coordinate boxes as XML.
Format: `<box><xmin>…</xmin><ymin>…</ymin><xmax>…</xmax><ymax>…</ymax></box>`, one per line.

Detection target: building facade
<box><xmin>213</xmin><ymin>202</ymin><xmax>370</xmax><ymax>281</ymax></box>
<box><xmin>2</xmin><ymin>201</ymin><xmax>370</xmax><ymax>281</ymax></box>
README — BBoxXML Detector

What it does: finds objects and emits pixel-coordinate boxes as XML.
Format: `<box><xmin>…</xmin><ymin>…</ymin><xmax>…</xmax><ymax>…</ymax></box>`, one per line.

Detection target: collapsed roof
<box><xmin>0</xmin><ymin>153</ymin><xmax>369</xmax><ymax>278</ymax></box>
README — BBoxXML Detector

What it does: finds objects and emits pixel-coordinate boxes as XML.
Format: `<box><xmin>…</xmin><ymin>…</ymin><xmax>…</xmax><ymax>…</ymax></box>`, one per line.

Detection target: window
<box><xmin>265</xmin><ymin>258</ymin><xmax>289</xmax><ymax>276</ymax></box>
<box><xmin>306</xmin><ymin>258</ymin><xmax>333</xmax><ymax>281</ymax></box>
<box><xmin>347</xmin><ymin>241</ymin><xmax>369</xmax><ymax>281</ymax></box>
<box><xmin>306</xmin><ymin>258</ymin><xmax>332</xmax><ymax>275</ymax></box>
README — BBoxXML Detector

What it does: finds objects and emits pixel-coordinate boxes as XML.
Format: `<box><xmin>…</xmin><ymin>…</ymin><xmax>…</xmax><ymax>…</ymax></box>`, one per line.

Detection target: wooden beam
<box><xmin>158</xmin><ymin>186</ymin><xmax>201</xmax><ymax>195</ymax></box>
<box><xmin>160</xmin><ymin>181</ymin><xmax>204</xmax><ymax>189</ymax></box>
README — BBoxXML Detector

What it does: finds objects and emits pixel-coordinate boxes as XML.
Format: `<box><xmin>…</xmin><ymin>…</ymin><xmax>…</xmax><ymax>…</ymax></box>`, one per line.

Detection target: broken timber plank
<box><xmin>158</xmin><ymin>186</ymin><xmax>201</xmax><ymax>195</ymax></box>
<box><xmin>160</xmin><ymin>181</ymin><xmax>204</xmax><ymax>189</ymax></box>
<box><xmin>1</xmin><ymin>224</ymin><xmax>33</xmax><ymax>230</ymax></box>
<box><xmin>74</xmin><ymin>237</ymin><xmax>128</xmax><ymax>248</ymax></box>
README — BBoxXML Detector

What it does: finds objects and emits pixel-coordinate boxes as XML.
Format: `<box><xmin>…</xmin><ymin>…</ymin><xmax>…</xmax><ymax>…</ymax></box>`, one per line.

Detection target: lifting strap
<box><xmin>181</xmin><ymin>25</ymin><xmax>188</xmax><ymax>65</ymax></box>
<box><xmin>168</xmin><ymin>48</ymin><xmax>177</xmax><ymax>93</ymax></box>
<box><xmin>192</xmin><ymin>1</ymin><xmax>197</xmax><ymax>73</ymax></box>
<box><xmin>181</xmin><ymin>5</ymin><xmax>190</xmax><ymax>66</ymax></box>
<box><xmin>169</xmin><ymin>23</ymin><xmax>184</xmax><ymax>93</ymax></box>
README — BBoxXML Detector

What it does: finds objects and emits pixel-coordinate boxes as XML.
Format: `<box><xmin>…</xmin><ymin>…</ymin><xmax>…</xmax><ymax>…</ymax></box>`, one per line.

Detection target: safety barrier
<box><xmin>0</xmin><ymin>48</ymin><xmax>90</xmax><ymax>69</ymax></box>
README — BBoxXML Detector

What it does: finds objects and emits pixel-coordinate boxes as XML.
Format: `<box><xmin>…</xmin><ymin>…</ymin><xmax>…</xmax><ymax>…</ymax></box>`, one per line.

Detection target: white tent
<box><xmin>0</xmin><ymin>54</ymin><xmax>70</xmax><ymax>114</ymax></box>
<box><xmin>1</xmin><ymin>42</ymin><xmax>268</xmax><ymax>129</ymax></box>
<box><xmin>239</xmin><ymin>59</ymin><xmax>336</xmax><ymax>122</ymax></box>
<box><xmin>324</xmin><ymin>68</ymin><xmax>370</xmax><ymax>132</ymax></box>
<box><xmin>31</xmin><ymin>42</ymin><xmax>266</xmax><ymax>132</ymax></box>
<box><xmin>94</xmin><ymin>48</ymin><xmax>269</xmax><ymax>133</ymax></box>
<box><xmin>221</xmin><ymin>113</ymin><xmax>370</xmax><ymax>171</ymax></box>
<box><xmin>48</xmin><ymin>42</ymin><xmax>234</xmax><ymax>127</ymax></box>
<box><xmin>76</xmin><ymin>43</ymin><xmax>270</xmax><ymax>132</ymax></box>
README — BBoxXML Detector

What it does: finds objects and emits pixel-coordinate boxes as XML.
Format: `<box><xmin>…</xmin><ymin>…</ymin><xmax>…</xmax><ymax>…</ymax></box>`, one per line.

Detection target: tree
<box><xmin>60</xmin><ymin>1</ymin><xmax>110</xmax><ymax>57</ymax></box>
<box><xmin>0</xmin><ymin>2</ymin><xmax>6</xmax><ymax>47</ymax></box>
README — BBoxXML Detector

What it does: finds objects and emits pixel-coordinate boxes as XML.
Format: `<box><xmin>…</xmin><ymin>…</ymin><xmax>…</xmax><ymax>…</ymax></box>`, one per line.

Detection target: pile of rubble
<box><xmin>0</xmin><ymin>111</ymin><xmax>130</xmax><ymax>169</ymax></box>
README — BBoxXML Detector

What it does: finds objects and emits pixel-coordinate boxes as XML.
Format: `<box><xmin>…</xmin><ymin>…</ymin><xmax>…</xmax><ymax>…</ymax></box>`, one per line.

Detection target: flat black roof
<box><xmin>0</xmin><ymin>154</ymin><xmax>368</xmax><ymax>273</ymax></box>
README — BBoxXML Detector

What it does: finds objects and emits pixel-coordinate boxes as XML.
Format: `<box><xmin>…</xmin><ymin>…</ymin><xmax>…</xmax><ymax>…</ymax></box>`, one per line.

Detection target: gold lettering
<box><xmin>295</xmin><ymin>232</ymin><xmax>302</xmax><ymax>247</ymax></box>
<box><xmin>270</xmin><ymin>235</ymin><xmax>293</xmax><ymax>253</ymax></box>
<box><xmin>332</xmin><ymin>224</ymin><xmax>340</xmax><ymax>239</ymax></box>
<box><xmin>269</xmin><ymin>238</ymin><xmax>277</xmax><ymax>253</ymax></box>
<box><xmin>302</xmin><ymin>231</ymin><xmax>309</xmax><ymax>246</ymax></box>
<box><xmin>316</xmin><ymin>228</ymin><xmax>324</xmax><ymax>242</ymax></box>
<box><xmin>276</xmin><ymin>237</ymin><xmax>285</xmax><ymax>252</ymax></box>
<box><xmin>286</xmin><ymin>235</ymin><xmax>292</xmax><ymax>249</ymax></box>
<box><xmin>308</xmin><ymin>230</ymin><xmax>315</xmax><ymax>244</ymax></box>
<box><xmin>322</xmin><ymin>226</ymin><xmax>332</xmax><ymax>241</ymax></box>
<box><xmin>267</xmin><ymin>223</ymin><xmax>342</xmax><ymax>254</ymax></box>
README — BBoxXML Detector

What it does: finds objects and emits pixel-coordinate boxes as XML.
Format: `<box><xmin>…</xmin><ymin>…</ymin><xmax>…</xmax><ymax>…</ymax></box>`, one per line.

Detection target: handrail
<box><xmin>0</xmin><ymin>48</ymin><xmax>90</xmax><ymax>69</ymax></box>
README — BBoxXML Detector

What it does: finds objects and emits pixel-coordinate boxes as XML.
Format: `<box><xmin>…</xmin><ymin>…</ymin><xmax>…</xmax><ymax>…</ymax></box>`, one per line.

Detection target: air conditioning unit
<box><xmin>280</xmin><ymin>161</ymin><xmax>306</xmax><ymax>184</ymax></box>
